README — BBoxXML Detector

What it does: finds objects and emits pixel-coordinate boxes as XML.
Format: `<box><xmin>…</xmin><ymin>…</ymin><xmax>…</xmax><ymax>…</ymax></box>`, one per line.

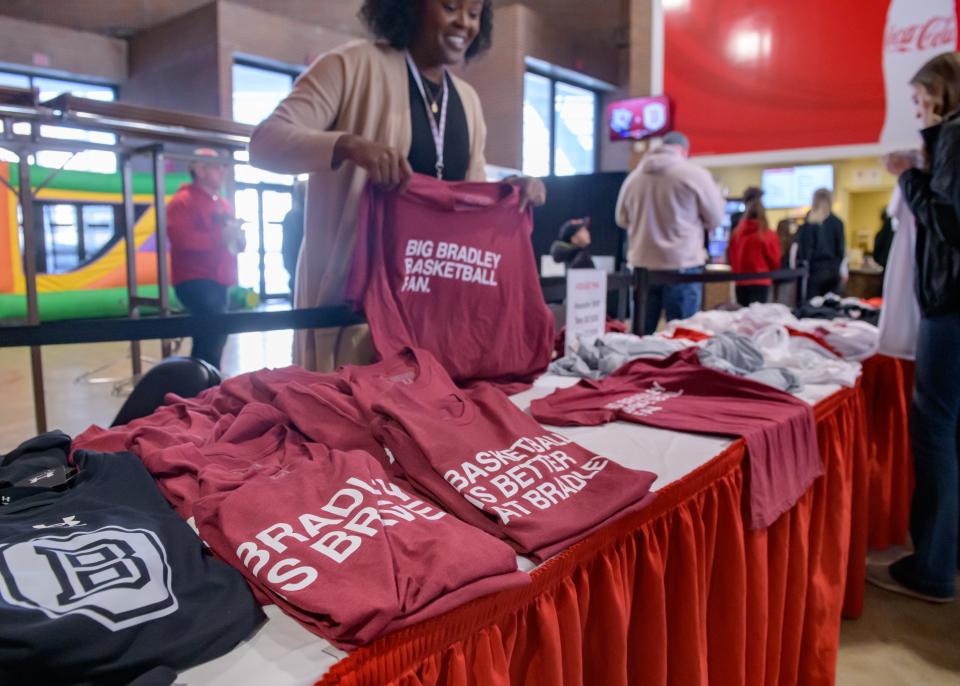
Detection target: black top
<box><xmin>407</xmin><ymin>67</ymin><xmax>470</xmax><ymax>181</ymax></box>
<box><xmin>872</xmin><ymin>216</ymin><xmax>893</xmax><ymax>268</ymax></box>
<box><xmin>0</xmin><ymin>433</ymin><xmax>265</xmax><ymax>686</ymax></box>
<box><xmin>550</xmin><ymin>241</ymin><xmax>596</xmax><ymax>269</ymax></box>
<box><xmin>900</xmin><ymin>109</ymin><xmax>960</xmax><ymax>317</ymax></box>
<box><xmin>795</xmin><ymin>214</ymin><xmax>846</xmax><ymax>273</ymax></box>
<box><xmin>281</xmin><ymin>205</ymin><xmax>304</xmax><ymax>288</ymax></box>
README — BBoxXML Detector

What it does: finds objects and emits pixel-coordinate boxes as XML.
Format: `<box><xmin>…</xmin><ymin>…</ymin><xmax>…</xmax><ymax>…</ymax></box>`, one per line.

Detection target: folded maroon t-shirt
<box><xmin>339</xmin><ymin>348</ymin><xmax>658</xmax><ymax>559</ymax></box>
<box><xmin>193</xmin><ymin>446</ymin><xmax>528</xmax><ymax>649</ymax></box>
<box><xmin>530</xmin><ymin>348</ymin><xmax>823</xmax><ymax>529</ymax></box>
<box><xmin>346</xmin><ymin>174</ymin><xmax>554</xmax><ymax>391</ymax></box>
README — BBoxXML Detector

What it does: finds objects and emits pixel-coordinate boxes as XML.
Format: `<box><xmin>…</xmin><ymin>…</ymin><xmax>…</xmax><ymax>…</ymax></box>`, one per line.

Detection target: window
<box><xmin>232</xmin><ymin>62</ymin><xmax>297</xmax><ymax>185</ymax></box>
<box><xmin>231</xmin><ymin>61</ymin><xmax>302</xmax><ymax>300</ymax></box>
<box><xmin>32</xmin><ymin>202</ymin><xmax>120</xmax><ymax>274</ymax></box>
<box><xmin>522</xmin><ymin>73</ymin><xmax>552</xmax><ymax>178</ymax></box>
<box><xmin>522</xmin><ymin>70</ymin><xmax>598</xmax><ymax>177</ymax></box>
<box><xmin>0</xmin><ymin>69</ymin><xmax>118</xmax><ymax>174</ymax></box>
<box><xmin>553</xmin><ymin>82</ymin><xmax>596</xmax><ymax>176</ymax></box>
<box><xmin>42</xmin><ymin>205</ymin><xmax>81</xmax><ymax>273</ymax></box>
<box><xmin>232</xmin><ymin>63</ymin><xmax>295</xmax><ymax>126</ymax></box>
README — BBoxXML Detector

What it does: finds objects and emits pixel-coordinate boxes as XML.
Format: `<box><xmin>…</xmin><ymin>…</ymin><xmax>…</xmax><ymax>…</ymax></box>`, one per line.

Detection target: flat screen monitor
<box><xmin>607</xmin><ymin>95</ymin><xmax>671</xmax><ymax>141</ymax></box>
<box><xmin>761</xmin><ymin>164</ymin><xmax>834</xmax><ymax>209</ymax></box>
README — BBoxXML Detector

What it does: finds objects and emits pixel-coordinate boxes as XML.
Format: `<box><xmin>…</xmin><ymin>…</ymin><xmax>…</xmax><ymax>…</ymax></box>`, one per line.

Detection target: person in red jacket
<box><xmin>167</xmin><ymin>149</ymin><xmax>244</xmax><ymax>369</ymax></box>
<box><xmin>728</xmin><ymin>199</ymin><xmax>782</xmax><ymax>306</ymax></box>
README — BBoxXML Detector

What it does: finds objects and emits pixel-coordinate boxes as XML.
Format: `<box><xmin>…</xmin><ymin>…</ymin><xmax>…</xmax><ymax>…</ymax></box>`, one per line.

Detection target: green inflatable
<box><xmin>0</xmin><ymin>286</ymin><xmax>259</xmax><ymax>323</ymax></box>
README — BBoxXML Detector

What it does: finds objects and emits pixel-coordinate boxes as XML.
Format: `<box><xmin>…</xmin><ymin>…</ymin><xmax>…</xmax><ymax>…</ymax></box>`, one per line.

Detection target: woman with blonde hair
<box><xmin>795</xmin><ymin>187</ymin><xmax>845</xmax><ymax>299</ymax></box>
<box><xmin>871</xmin><ymin>51</ymin><xmax>960</xmax><ymax>604</ymax></box>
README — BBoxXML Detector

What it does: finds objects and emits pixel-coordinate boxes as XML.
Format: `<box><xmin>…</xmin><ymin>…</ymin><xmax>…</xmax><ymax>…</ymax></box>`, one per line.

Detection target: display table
<box><xmin>180</xmin><ymin>356</ymin><xmax>911</xmax><ymax>686</ymax></box>
<box><xmin>314</xmin><ymin>386</ymin><xmax>863</xmax><ymax>686</ymax></box>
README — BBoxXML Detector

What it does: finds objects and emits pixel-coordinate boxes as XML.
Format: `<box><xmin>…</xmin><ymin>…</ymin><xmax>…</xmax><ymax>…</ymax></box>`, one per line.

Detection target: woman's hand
<box><xmin>333</xmin><ymin>134</ymin><xmax>413</xmax><ymax>191</ymax></box>
<box><xmin>510</xmin><ymin>176</ymin><xmax>547</xmax><ymax>212</ymax></box>
<box><xmin>883</xmin><ymin>151</ymin><xmax>919</xmax><ymax>177</ymax></box>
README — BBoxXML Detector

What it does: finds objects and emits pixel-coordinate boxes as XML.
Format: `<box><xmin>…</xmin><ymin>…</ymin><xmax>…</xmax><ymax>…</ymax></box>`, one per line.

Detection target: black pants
<box><xmin>175</xmin><ymin>279</ymin><xmax>228</xmax><ymax>369</ymax></box>
<box><xmin>735</xmin><ymin>284</ymin><xmax>770</xmax><ymax>307</ymax></box>
<box><xmin>806</xmin><ymin>268</ymin><xmax>840</xmax><ymax>300</ymax></box>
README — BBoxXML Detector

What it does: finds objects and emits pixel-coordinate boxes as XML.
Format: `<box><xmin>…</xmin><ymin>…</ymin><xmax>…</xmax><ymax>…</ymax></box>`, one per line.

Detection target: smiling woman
<box><xmin>360</xmin><ymin>0</ymin><xmax>494</xmax><ymax>68</ymax></box>
<box><xmin>249</xmin><ymin>0</ymin><xmax>546</xmax><ymax>373</ymax></box>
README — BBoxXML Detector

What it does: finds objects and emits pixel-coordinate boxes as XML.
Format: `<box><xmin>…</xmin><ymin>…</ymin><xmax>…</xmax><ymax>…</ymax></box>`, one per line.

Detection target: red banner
<box><xmin>664</xmin><ymin>0</ymin><xmax>960</xmax><ymax>156</ymax></box>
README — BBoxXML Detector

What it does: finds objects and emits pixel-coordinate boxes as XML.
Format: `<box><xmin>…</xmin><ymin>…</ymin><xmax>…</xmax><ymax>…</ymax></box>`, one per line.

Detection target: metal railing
<box><xmin>0</xmin><ymin>85</ymin><xmax>253</xmax><ymax>433</ymax></box>
<box><xmin>631</xmin><ymin>266</ymin><xmax>809</xmax><ymax>335</ymax></box>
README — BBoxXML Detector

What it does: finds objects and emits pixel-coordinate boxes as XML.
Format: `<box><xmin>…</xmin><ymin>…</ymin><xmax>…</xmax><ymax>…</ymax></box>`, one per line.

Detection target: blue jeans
<box><xmin>642</xmin><ymin>266</ymin><xmax>704</xmax><ymax>335</ymax></box>
<box><xmin>891</xmin><ymin>312</ymin><xmax>960</xmax><ymax>598</ymax></box>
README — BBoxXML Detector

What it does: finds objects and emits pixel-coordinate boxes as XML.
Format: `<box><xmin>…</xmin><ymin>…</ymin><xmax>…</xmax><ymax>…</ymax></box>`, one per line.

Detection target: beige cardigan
<box><xmin>249</xmin><ymin>40</ymin><xmax>488</xmax><ymax>368</ymax></box>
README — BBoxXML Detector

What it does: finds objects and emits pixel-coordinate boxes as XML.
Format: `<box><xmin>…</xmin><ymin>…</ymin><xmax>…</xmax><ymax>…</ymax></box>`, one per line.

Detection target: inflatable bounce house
<box><xmin>0</xmin><ymin>161</ymin><xmax>255</xmax><ymax>323</ymax></box>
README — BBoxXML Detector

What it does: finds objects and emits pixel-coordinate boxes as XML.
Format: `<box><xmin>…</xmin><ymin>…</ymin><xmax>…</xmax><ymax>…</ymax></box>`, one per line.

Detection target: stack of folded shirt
<box><xmin>530</xmin><ymin>348</ymin><xmax>823</xmax><ymax>530</ymax></box>
<box><xmin>74</xmin><ymin>348</ymin><xmax>664</xmax><ymax>642</ymax></box>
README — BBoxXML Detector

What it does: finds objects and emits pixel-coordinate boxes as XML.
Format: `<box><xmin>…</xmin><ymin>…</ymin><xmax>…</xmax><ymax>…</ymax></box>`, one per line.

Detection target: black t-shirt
<box><xmin>407</xmin><ymin>67</ymin><xmax>470</xmax><ymax>181</ymax></box>
<box><xmin>0</xmin><ymin>433</ymin><xmax>265</xmax><ymax>686</ymax></box>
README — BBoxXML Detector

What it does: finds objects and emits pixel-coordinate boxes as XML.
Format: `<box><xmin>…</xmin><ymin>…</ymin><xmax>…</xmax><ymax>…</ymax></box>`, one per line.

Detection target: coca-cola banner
<box><xmin>663</xmin><ymin>0</ymin><xmax>959</xmax><ymax>156</ymax></box>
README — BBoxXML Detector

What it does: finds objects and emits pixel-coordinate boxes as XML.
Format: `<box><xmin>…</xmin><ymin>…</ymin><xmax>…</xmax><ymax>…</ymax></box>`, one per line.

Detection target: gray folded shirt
<box><xmin>550</xmin><ymin>330</ymin><xmax>804</xmax><ymax>393</ymax></box>
<box><xmin>698</xmin><ymin>332</ymin><xmax>803</xmax><ymax>393</ymax></box>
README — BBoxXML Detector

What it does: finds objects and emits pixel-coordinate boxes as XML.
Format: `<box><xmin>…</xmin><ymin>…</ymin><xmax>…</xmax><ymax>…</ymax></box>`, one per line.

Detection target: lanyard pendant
<box><xmin>436</xmin><ymin>161</ymin><xmax>444</xmax><ymax>180</ymax></box>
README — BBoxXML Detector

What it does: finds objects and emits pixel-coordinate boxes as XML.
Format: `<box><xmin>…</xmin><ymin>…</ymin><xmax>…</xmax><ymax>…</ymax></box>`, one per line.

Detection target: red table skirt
<box><xmin>318</xmin><ymin>386</ymin><xmax>870</xmax><ymax>686</ymax></box>
<box><xmin>861</xmin><ymin>355</ymin><xmax>915</xmax><ymax>551</ymax></box>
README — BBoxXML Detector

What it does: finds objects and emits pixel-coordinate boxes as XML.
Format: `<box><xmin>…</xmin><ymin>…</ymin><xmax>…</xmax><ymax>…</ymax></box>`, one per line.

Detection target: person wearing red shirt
<box><xmin>728</xmin><ymin>199</ymin><xmax>782</xmax><ymax>306</ymax></box>
<box><xmin>167</xmin><ymin>149</ymin><xmax>244</xmax><ymax>368</ymax></box>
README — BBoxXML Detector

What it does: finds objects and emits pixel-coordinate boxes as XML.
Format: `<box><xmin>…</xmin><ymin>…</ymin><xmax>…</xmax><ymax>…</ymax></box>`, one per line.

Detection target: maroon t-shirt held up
<box><xmin>346</xmin><ymin>174</ymin><xmax>554</xmax><ymax>392</ymax></box>
<box><xmin>530</xmin><ymin>348</ymin><xmax>823</xmax><ymax>529</ymax></box>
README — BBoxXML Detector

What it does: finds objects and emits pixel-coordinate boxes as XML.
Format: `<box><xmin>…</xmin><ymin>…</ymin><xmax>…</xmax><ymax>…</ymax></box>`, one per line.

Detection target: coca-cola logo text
<box><xmin>885</xmin><ymin>15</ymin><xmax>957</xmax><ymax>53</ymax></box>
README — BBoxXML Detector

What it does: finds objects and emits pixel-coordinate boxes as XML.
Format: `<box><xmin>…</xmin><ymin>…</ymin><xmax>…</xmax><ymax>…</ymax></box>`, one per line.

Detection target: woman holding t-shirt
<box><xmin>871</xmin><ymin>51</ymin><xmax>960</xmax><ymax>604</ymax></box>
<box><xmin>250</xmin><ymin>0</ymin><xmax>545</xmax><ymax>372</ymax></box>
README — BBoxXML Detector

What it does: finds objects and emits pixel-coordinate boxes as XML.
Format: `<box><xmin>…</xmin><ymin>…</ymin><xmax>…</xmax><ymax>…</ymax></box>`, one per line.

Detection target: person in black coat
<box><xmin>872</xmin><ymin>209</ymin><xmax>894</xmax><ymax>268</ymax></box>
<box><xmin>795</xmin><ymin>188</ymin><xmax>845</xmax><ymax>299</ymax></box>
<box><xmin>550</xmin><ymin>217</ymin><xmax>595</xmax><ymax>269</ymax></box>
<box><xmin>869</xmin><ymin>51</ymin><xmax>960</xmax><ymax>604</ymax></box>
<box><xmin>281</xmin><ymin>180</ymin><xmax>306</xmax><ymax>295</ymax></box>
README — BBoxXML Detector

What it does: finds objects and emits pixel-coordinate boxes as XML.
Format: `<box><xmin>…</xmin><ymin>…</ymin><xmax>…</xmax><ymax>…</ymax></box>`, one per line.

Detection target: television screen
<box><xmin>607</xmin><ymin>95</ymin><xmax>671</xmax><ymax>141</ymax></box>
<box><xmin>761</xmin><ymin>164</ymin><xmax>834</xmax><ymax>209</ymax></box>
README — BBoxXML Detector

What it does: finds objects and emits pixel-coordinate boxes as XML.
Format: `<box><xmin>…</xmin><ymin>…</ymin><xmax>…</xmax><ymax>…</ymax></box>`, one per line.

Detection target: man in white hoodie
<box><xmin>615</xmin><ymin>131</ymin><xmax>725</xmax><ymax>334</ymax></box>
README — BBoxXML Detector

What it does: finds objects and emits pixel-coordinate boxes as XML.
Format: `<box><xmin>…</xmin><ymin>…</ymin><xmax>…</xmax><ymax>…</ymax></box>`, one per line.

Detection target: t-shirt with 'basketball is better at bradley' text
<box><xmin>346</xmin><ymin>174</ymin><xmax>555</xmax><ymax>392</ymax></box>
<box><xmin>338</xmin><ymin>348</ymin><xmax>658</xmax><ymax>560</ymax></box>
<box><xmin>530</xmin><ymin>348</ymin><xmax>823</xmax><ymax>529</ymax></box>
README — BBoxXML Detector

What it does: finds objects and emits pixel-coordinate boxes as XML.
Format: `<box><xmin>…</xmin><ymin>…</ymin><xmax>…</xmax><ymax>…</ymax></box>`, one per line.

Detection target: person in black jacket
<box><xmin>869</xmin><ymin>51</ymin><xmax>960</xmax><ymax>604</ymax></box>
<box><xmin>795</xmin><ymin>188</ymin><xmax>846</xmax><ymax>299</ymax></box>
<box><xmin>872</xmin><ymin>209</ymin><xmax>894</xmax><ymax>269</ymax></box>
<box><xmin>281</xmin><ymin>180</ymin><xmax>306</xmax><ymax>295</ymax></box>
<box><xmin>550</xmin><ymin>217</ymin><xmax>596</xmax><ymax>269</ymax></box>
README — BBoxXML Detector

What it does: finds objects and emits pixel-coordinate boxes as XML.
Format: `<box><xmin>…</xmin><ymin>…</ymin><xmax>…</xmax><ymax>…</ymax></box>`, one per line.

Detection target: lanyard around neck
<box><xmin>405</xmin><ymin>51</ymin><xmax>449</xmax><ymax>180</ymax></box>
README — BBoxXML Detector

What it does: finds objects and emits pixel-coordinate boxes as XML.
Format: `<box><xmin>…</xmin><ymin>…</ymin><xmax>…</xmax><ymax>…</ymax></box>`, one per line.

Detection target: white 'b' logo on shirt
<box><xmin>0</xmin><ymin>527</ymin><xmax>178</xmax><ymax>632</ymax></box>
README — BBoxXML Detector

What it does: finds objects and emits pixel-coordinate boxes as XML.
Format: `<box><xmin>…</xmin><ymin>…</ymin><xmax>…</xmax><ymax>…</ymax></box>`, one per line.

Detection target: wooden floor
<box><xmin>0</xmin><ymin>332</ymin><xmax>957</xmax><ymax>685</ymax></box>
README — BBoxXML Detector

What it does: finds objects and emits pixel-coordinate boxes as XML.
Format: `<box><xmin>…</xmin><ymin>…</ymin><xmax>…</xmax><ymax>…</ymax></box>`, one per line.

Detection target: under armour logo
<box><xmin>27</xmin><ymin>470</ymin><xmax>56</xmax><ymax>485</ymax></box>
<box><xmin>33</xmin><ymin>516</ymin><xmax>84</xmax><ymax>530</ymax></box>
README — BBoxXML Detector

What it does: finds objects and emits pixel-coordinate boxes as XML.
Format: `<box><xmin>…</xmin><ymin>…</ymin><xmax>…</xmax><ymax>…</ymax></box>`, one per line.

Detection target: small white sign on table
<box><xmin>564</xmin><ymin>269</ymin><xmax>607</xmax><ymax>356</ymax></box>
